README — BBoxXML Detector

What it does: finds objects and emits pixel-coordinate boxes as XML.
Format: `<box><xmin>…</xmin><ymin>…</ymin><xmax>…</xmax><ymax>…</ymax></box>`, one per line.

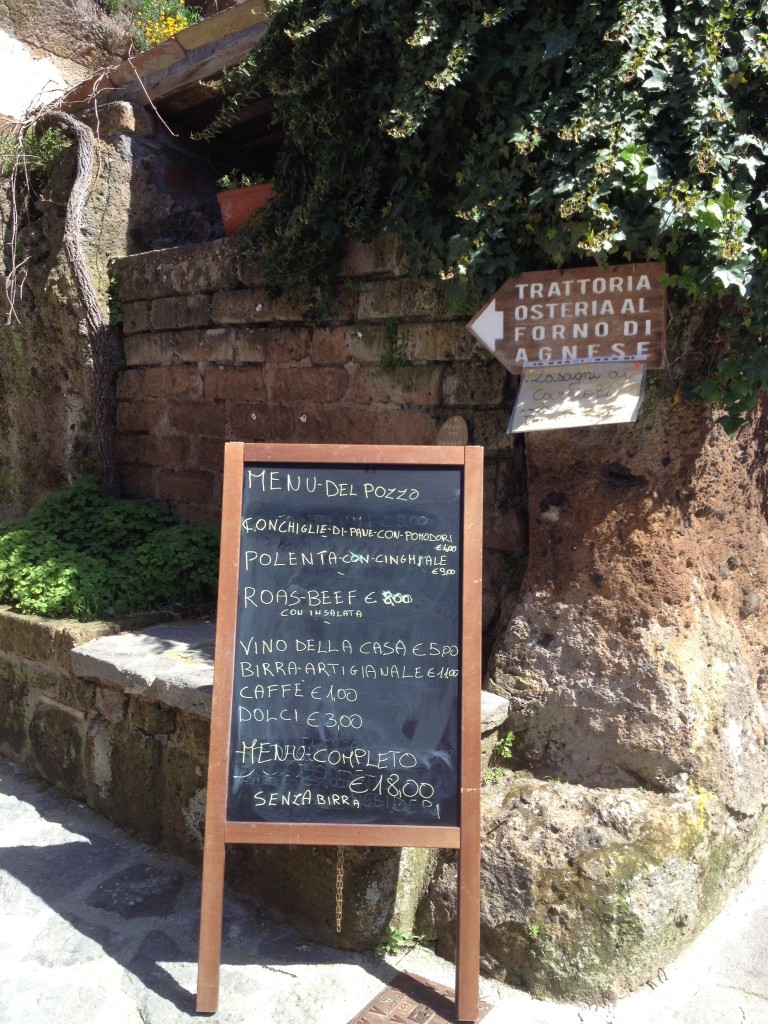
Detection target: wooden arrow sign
<box><xmin>467</xmin><ymin>262</ymin><xmax>666</xmax><ymax>373</ymax></box>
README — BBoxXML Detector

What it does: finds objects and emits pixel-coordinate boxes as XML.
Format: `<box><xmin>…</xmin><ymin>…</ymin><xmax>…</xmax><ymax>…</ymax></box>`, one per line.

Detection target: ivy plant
<box><xmin>204</xmin><ymin>0</ymin><xmax>768</xmax><ymax>428</ymax></box>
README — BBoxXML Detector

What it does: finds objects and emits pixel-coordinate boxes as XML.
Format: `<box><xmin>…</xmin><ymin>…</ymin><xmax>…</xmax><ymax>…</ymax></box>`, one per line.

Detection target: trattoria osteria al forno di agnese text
<box><xmin>467</xmin><ymin>261</ymin><xmax>666</xmax><ymax>374</ymax></box>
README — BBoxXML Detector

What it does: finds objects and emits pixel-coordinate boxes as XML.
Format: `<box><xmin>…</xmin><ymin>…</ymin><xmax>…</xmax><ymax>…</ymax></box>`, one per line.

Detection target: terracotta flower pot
<box><xmin>216</xmin><ymin>182</ymin><xmax>274</xmax><ymax>236</ymax></box>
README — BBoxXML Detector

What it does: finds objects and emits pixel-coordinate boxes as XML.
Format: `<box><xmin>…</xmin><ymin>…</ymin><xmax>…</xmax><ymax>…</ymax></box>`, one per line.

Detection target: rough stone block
<box><xmin>374</xmin><ymin>407</ymin><xmax>439</xmax><ymax>445</ymax></box>
<box><xmin>123</xmin><ymin>333</ymin><xmax>175</xmax><ymax>367</ymax></box>
<box><xmin>235</xmin><ymin>252</ymin><xmax>268</xmax><ymax>288</ymax></box>
<box><xmin>192</xmin><ymin>435</ymin><xmax>226</xmax><ymax>473</ymax></box>
<box><xmin>398</xmin><ymin>321</ymin><xmax>476</xmax><ymax>363</ymax></box>
<box><xmin>0</xmin><ymin>610</ymin><xmax>56</xmax><ymax>663</ymax></box>
<box><xmin>81</xmin><ymin>101</ymin><xmax>156</xmax><ymax>137</ymax></box>
<box><xmin>117</xmin><ymin>366</ymin><xmax>202</xmax><ymax>401</ymax></box>
<box><xmin>129</xmin><ymin>695</ymin><xmax>176</xmax><ymax>736</ymax></box>
<box><xmin>339</xmin><ymin>234</ymin><xmax>407</xmax><ymax>277</ymax></box>
<box><xmin>155</xmin><ymin>468</ymin><xmax>217</xmax><ymax>507</ymax></box>
<box><xmin>311</xmin><ymin>325</ymin><xmax>391</xmax><ymax>365</ymax></box>
<box><xmin>59</xmin><ymin>677</ymin><xmax>99</xmax><ymax>713</ymax></box>
<box><xmin>119</xmin><ymin>464</ymin><xmax>158</xmax><ymax>501</ymax></box>
<box><xmin>256</xmin><ymin>326</ymin><xmax>311</xmax><ymax>364</ymax></box>
<box><xmin>113</xmin><ymin>240</ymin><xmax>239</xmax><ymax>301</ymax></box>
<box><xmin>442</xmin><ymin>363</ymin><xmax>507</xmax><ymax>407</ymax></box>
<box><xmin>287</xmin><ymin>404</ymin><xmax>380</xmax><ymax>445</ymax></box>
<box><xmin>29</xmin><ymin>700</ymin><xmax>86</xmax><ymax>796</ymax></box>
<box><xmin>116</xmin><ymin>433</ymin><xmax>190</xmax><ymax>468</ymax></box>
<box><xmin>227</xmin><ymin>402</ymin><xmax>297</xmax><ymax>442</ymax></box>
<box><xmin>356</xmin><ymin>279</ymin><xmax>442</xmax><ymax>320</ymax></box>
<box><xmin>472</xmin><ymin>411</ymin><xmax>517</xmax><ymax>451</ymax></box>
<box><xmin>210</xmin><ymin>288</ymin><xmax>306</xmax><ymax>325</ymax></box>
<box><xmin>152</xmin><ymin>294</ymin><xmax>211</xmax><ymax>331</ymax></box>
<box><xmin>166</xmin><ymin>399</ymin><xmax>226</xmax><ymax>437</ymax></box>
<box><xmin>116</xmin><ymin>398</ymin><xmax>166</xmax><ymax>434</ymax></box>
<box><xmin>160</xmin><ymin>748</ymin><xmax>206</xmax><ymax>859</ymax></box>
<box><xmin>94</xmin><ymin>683</ymin><xmax>129</xmax><ymax>723</ymax></box>
<box><xmin>348</xmin><ymin>364</ymin><xmax>442</xmax><ymax>405</ymax></box>
<box><xmin>272</xmin><ymin>366</ymin><xmax>350</xmax><ymax>403</ymax></box>
<box><xmin>203</xmin><ymin>366</ymin><xmax>266</xmax><ymax>402</ymax></box>
<box><xmin>173</xmin><ymin>328</ymin><xmax>237</xmax><ymax>364</ymax></box>
<box><xmin>122</xmin><ymin>301</ymin><xmax>153</xmax><ymax>335</ymax></box>
<box><xmin>0</xmin><ymin>662</ymin><xmax>30</xmax><ymax>754</ymax></box>
<box><xmin>105</xmin><ymin>721</ymin><xmax>163</xmax><ymax>842</ymax></box>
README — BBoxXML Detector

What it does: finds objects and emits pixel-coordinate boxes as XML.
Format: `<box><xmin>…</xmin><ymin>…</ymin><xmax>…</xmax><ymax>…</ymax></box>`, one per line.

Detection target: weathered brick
<box><xmin>119</xmin><ymin>464</ymin><xmax>158</xmax><ymax>499</ymax></box>
<box><xmin>166</xmin><ymin>399</ymin><xmax>227</xmax><ymax>437</ymax></box>
<box><xmin>203</xmin><ymin>366</ymin><xmax>267</xmax><ymax>401</ymax></box>
<box><xmin>339</xmin><ymin>234</ymin><xmax>407</xmax><ymax>277</ymax></box>
<box><xmin>123</xmin><ymin>333</ymin><xmax>176</xmax><ymax>367</ymax></box>
<box><xmin>347</xmin><ymin>364</ymin><xmax>442</xmax><ymax>405</ymax></box>
<box><xmin>94</xmin><ymin>683</ymin><xmax>128</xmax><ymax>723</ymax></box>
<box><xmin>0</xmin><ymin>610</ymin><xmax>56</xmax><ymax>662</ymax></box>
<box><xmin>113</xmin><ymin>239</ymin><xmax>238</xmax><ymax>301</ymax></box>
<box><xmin>122</xmin><ymin>300</ymin><xmax>152</xmax><ymax>335</ymax></box>
<box><xmin>116</xmin><ymin>399</ymin><xmax>166</xmax><ymax>434</ymax></box>
<box><xmin>272</xmin><ymin>366</ymin><xmax>349</xmax><ymax>403</ymax></box>
<box><xmin>193</xmin><ymin>435</ymin><xmax>226</xmax><ymax>473</ymax></box>
<box><xmin>472</xmin><ymin>410</ymin><xmax>517</xmax><ymax>451</ymax></box>
<box><xmin>174</xmin><ymin>328</ymin><xmax>237</xmax><ymax>364</ymax></box>
<box><xmin>116</xmin><ymin>433</ymin><xmax>189</xmax><ymax>466</ymax></box>
<box><xmin>484</xmin><ymin>502</ymin><xmax>527</xmax><ymax>553</ymax></box>
<box><xmin>289</xmin><ymin>404</ymin><xmax>380</xmax><ymax>445</ymax></box>
<box><xmin>398</xmin><ymin>321</ymin><xmax>475</xmax><ymax>362</ymax></box>
<box><xmin>442</xmin><ymin>363</ymin><xmax>506</xmax><ymax>407</ymax></box>
<box><xmin>152</xmin><ymin>294</ymin><xmax>211</xmax><ymax>330</ymax></box>
<box><xmin>211</xmin><ymin>288</ymin><xmax>306</xmax><ymax>325</ymax></box>
<box><xmin>169</xmin><ymin>501</ymin><xmax>221</xmax><ymax>525</ymax></box>
<box><xmin>117</xmin><ymin>366</ymin><xmax>202</xmax><ymax>401</ymax></box>
<box><xmin>356</xmin><ymin>279</ymin><xmax>442</xmax><ymax>320</ymax></box>
<box><xmin>130</xmin><ymin>696</ymin><xmax>176</xmax><ymax>735</ymax></box>
<box><xmin>235</xmin><ymin>252</ymin><xmax>269</xmax><ymax>288</ymax></box>
<box><xmin>227</xmin><ymin>402</ymin><xmax>297</xmax><ymax>442</ymax></box>
<box><xmin>156</xmin><ymin>468</ymin><xmax>217</xmax><ymax>506</ymax></box>
<box><xmin>373</xmin><ymin>406</ymin><xmax>438</xmax><ymax>444</ymax></box>
<box><xmin>258</xmin><ymin>326</ymin><xmax>311</xmax><ymax>364</ymax></box>
<box><xmin>311</xmin><ymin>325</ymin><xmax>390</xmax><ymax>365</ymax></box>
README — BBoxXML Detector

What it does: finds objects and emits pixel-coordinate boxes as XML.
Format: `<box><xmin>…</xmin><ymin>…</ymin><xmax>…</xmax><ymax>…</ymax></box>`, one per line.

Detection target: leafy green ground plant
<box><xmin>376</xmin><ymin>925</ymin><xmax>424</xmax><ymax>956</ymax></box>
<box><xmin>0</xmin><ymin>478</ymin><xmax>219</xmax><ymax>620</ymax></box>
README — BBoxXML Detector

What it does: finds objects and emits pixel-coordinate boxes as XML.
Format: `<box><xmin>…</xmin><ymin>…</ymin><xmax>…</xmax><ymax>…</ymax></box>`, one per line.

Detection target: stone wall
<box><xmin>0</xmin><ymin>607</ymin><xmax>509</xmax><ymax>949</ymax></box>
<box><xmin>111</xmin><ymin>236</ymin><xmax>528</xmax><ymax>641</ymax></box>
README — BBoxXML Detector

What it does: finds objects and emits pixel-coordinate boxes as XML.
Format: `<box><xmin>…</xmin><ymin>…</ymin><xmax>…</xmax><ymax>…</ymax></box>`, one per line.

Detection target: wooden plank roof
<box><xmin>60</xmin><ymin>2</ymin><xmax>281</xmax><ymax>172</ymax></box>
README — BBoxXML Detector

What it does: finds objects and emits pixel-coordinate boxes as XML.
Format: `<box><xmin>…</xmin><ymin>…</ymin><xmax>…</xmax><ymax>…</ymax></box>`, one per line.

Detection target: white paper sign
<box><xmin>508</xmin><ymin>361</ymin><xmax>646</xmax><ymax>433</ymax></box>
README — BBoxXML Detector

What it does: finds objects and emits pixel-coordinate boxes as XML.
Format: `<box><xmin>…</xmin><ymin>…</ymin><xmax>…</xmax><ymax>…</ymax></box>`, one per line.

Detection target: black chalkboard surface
<box><xmin>198</xmin><ymin>443</ymin><xmax>484</xmax><ymax>1018</ymax></box>
<box><xmin>228</xmin><ymin>462</ymin><xmax>463</xmax><ymax>827</ymax></box>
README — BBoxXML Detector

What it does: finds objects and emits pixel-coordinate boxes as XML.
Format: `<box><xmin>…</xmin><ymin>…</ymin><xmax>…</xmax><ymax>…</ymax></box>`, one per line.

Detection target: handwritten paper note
<box><xmin>508</xmin><ymin>361</ymin><xmax>646</xmax><ymax>433</ymax></box>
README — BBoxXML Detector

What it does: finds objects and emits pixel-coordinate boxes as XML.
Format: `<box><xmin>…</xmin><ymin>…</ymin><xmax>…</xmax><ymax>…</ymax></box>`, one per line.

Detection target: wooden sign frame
<box><xmin>197</xmin><ymin>443</ymin><xmax>483</xmax><ymax>1020</ymax></box>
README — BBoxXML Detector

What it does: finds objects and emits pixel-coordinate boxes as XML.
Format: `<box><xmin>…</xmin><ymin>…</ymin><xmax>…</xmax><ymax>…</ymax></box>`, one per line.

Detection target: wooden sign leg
<box><xmin>455</xmin><ymin>832</ymin><xmax>481</xmax><ymax>1021</ymax></box>
<box><xmin>196</xmin><ymin>830</ymin><xmax>226</xmax><ymax>1013</ymax></box>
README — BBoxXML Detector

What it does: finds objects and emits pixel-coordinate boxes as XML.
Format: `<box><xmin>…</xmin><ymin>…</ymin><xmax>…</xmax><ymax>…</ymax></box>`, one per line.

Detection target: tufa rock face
<box><xmin>421</xmin><ymin>774</ymin><xmax>767</xmax><ymax>1002</ymax></box>
<box><xmin>489</xmin><ymin>389</ymin><xmax>768</xmax><ymax>817</ymax></box>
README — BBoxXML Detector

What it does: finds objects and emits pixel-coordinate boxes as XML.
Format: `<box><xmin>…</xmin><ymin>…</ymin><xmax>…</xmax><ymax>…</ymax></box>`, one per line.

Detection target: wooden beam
<box><xmin>62</xmin><ymin>3</ymin><xmax>270</xmax><ymax>114</ymax></box>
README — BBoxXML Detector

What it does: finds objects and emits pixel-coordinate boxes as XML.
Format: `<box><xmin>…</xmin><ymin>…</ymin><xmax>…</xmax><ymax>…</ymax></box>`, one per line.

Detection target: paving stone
<box><xmin>86</xmin><ymin>863</ymin><xmax>185</xmax><ymax>919</ymax></box>
<box><xmin>24</xmin><ymin>914</ymin><xmax>118</xmax><ymax>968</ymax></box>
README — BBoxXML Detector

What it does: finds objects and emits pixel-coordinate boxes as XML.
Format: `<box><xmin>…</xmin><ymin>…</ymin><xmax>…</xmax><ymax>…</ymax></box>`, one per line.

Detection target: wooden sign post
<box><xmin>197</xmin><ymin>443</ymin><xmax>484</xmax><ymax>1021</ymax></box>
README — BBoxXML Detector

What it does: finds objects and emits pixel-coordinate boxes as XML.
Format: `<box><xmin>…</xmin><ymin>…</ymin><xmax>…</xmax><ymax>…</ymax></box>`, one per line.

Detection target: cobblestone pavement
<box><xmin>1</xmin><ymin>754</ymin><xmax>767</xmax><ymax>1024</ymax></box>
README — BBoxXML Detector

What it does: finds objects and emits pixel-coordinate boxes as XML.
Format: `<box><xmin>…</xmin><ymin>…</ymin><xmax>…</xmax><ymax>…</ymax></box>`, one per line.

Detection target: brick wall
<box><xmin>112</xmin><ymin>236</ymin><xmax>527</xmax><ymax>638</ymax></box>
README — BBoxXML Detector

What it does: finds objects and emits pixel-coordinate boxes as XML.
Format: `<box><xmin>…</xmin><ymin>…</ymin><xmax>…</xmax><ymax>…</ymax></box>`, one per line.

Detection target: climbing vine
<box><xmin>206</xmin><ymin>0</ymin><xmax>768</xmax><ymax>428</ymax></box>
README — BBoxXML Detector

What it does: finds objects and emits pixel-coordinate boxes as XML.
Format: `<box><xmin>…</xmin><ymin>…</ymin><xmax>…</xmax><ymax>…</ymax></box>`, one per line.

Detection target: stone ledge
<box><xmin>71</xmin><ymin>620</ymin><xmax>214</xmax><ymax>717</ymax></box>
<box><xmin>71</xmin><ymin>618</ymin><xmax>508</xmax><ymax>730</ymax></box>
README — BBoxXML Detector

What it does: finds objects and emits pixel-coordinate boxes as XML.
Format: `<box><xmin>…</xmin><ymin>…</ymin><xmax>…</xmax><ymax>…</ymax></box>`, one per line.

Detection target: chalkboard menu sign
<box><xmin>230</xmin><ymin>461</ymin><xmax>462</xmax><ymax>826</ymax></box>
<box><xmin>198</xmin><ymin>443</ymin><xmax>483</xmax><ymax>1019</ymax></box>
